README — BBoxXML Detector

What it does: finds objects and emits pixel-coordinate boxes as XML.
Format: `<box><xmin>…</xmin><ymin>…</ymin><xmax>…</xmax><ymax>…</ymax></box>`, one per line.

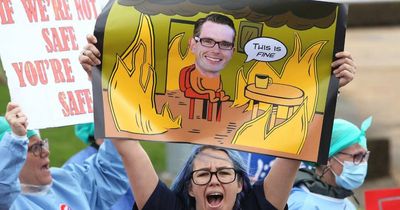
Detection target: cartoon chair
<box><xmin>179</xmin><ymin>66</ymin><xmax>222</xmax><ymax>122</ymax></box>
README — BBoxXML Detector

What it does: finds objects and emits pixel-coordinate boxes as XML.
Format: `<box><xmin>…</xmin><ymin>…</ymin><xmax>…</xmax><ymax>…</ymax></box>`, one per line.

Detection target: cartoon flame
<box><xmin>232</xmin><ymin>98</ymin><xmax>308</xmax><ymax>154</ymax></box>
<box><xmin>108</xmin><ymin>14</ymin><xmax>181</xmax><ymax>134</ymax></box>
<box><xmin>166</xmin><ymin>33</ymin><xmax>195</xmax><ymax>90</ymax></box>
<box><xmin>280</xmin><ymin>35</ymin><xmax>326</xmax><ymax>122</ymax></box>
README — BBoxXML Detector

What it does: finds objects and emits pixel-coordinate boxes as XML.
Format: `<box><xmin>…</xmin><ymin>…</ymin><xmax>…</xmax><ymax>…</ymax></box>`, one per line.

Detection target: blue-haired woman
<box><xmin>170</xmin><ymin>145</ymin><xmax>253</xmax><ymax>209</ymax></box>
<box><xmin>113</xmin><ymin>140</ymin><xmax>300</xmax><ymax>210</ymax></box>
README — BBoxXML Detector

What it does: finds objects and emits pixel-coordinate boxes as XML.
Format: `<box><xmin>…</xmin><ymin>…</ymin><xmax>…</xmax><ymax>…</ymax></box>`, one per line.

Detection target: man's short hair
<box><xmin>193</xmin><ymin>13</ymin><xmax>236</xmax><ymax>40</ymax></box>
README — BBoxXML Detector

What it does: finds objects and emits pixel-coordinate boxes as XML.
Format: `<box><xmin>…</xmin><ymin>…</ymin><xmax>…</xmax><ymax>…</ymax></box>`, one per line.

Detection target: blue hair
<box><xmin>170</xmin><ymin>145</ymin><xmax>251</xmax><ymax>210</ymax></box>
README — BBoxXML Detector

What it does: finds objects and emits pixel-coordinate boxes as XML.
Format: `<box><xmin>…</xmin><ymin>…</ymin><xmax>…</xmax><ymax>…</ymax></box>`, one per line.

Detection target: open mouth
<box><xmin>41</xmin><ymin>163</ymin><xmax>50</xmax><ymax>171</ymax></box>
<box><xmin>206</xmin><ymin>192</ymin><xmax>223</xmax><ymax>207</ymax></box>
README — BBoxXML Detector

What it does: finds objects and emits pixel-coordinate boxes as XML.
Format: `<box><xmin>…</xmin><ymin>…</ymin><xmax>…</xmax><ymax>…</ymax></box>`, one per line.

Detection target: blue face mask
<box><xmin>331</xmin><ymin>156</ymin><xmax>368</xmax><ymax>190</ymax></box>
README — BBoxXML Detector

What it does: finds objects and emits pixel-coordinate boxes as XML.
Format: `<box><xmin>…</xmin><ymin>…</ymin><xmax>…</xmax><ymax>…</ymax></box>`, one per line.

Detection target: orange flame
<box><xmin>108</xmin><ymin>14</ymin><xmax>181</xmax><ymax>134</ymax></box>
<box><xmin>166</xmin><ymin>33</ymin><xmax>195</xmax><ymax>91</ymax></box>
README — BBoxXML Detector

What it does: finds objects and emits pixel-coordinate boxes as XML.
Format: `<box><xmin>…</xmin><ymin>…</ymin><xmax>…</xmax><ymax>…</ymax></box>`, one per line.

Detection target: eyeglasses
<box><xmin>337</xmin><ymin>151</ymin><xmax>370</xmax><ymax>165</ymax></box>
<box><xmin>191</xmin><ymin>167</ymin><xmax>237</xmax><ymax>185</ymax></box>
<box><xmin>28</xmin><ymin>139</ymin><xmax>49</xmax><ymax>158</ymax></box>
<box><xmin>194</xmin><ymin>37</ymin><xmax>234</xmax><ymax>50</ymax></box>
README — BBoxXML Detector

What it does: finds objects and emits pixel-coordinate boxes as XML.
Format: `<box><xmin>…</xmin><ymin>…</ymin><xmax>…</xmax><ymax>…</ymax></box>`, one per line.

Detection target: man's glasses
<box><xmin>28</xmin><ymin>139</ymin><xmax>49</xmax><ymax>158</ymax></box>
<box><xmin>191</xmin><ymin>167</ymin><xmax>237</xmax><ymax>185</ymax></box>
<box><xmin>338</xmin><ymin>151</ymin><xmax>370</xmax><ymax>165</ymax></box>
<box><xmin>194</xmin><ymin>37</ymin><xmax>234</xmax><ymax>50</ymax></box>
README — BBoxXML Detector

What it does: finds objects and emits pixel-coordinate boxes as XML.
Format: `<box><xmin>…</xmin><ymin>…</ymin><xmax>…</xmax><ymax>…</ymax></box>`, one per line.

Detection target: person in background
<box><xmin>0</xmin><ymin>103</ymin><xmax>129</xmax><ymax>210</ymax></box>
<box><xmin>288</xmin><ymin>117</ymin><xmax>372</xmax><ymax>210</ymax></box>
<box><xmin>63</xmin><ymin>123</ymin><xmax>101</xmax><ymax>166</ymax></box>
<box><xmin>63</xmin><ymin>122</ymin><xmax>135</xmax><ymax>210</ymax></box>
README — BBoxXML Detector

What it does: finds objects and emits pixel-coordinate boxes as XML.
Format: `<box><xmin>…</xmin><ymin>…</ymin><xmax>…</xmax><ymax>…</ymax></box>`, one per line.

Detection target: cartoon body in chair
<box><xmin>189</xmin><ymin>66</ymin><xmax>229</xmax><ymax>103</ymax></box>
<box><xmin>179</xmin><ymin>14</ymin><xmax>235</xmax><ymax>121</ymax></box>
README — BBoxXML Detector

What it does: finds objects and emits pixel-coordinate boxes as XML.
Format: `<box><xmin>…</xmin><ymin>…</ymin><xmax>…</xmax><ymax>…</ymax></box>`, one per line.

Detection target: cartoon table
<box><xmin>245</xmin><ymin>83</ymin><xmax>304</xmax><ymax>131</ymax></box>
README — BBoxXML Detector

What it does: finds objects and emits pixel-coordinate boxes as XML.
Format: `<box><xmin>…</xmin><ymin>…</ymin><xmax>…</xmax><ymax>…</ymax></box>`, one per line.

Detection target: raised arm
<box><xmin>263</xmin><ymin>158</ymin><xmax>301</xmax><ymax>210</ymax></box>
<box><xmin>0</xmin><ymin>103</ymin><xmax>29</xmax><ymax>209</ymax></box>
<box><xmin>79</xmin><ymin>39</ymin><xmax>159</xmax><ymax>209</ymax></box>
<box><xmin>111</xmin><ymin>139</ymin><xmax>159</xmax><ymax>210</ymax></box>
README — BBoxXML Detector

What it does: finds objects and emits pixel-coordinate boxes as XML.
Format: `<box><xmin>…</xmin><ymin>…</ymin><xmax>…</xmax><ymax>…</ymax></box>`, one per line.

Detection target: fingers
<box><xmin>335</xmin><ymin>67</ymin><xmax>354</xmax><ymax>87</ymax></box>
<box><xmin>6</xmin><ymin>102</ymin><xmax>18</xmax><ymax>112</ymax></box>
<box><xmin>79</xmin><ymin>34</ymin><xmax>101</xmax><ymax>80</ymax></box>
<box><xmin>5</xmin><ymin>102</ymin><xmax>28</xmax><ymax>137</ymax></box>
<box><xmin>86</xmin><ymin>34</ymin><xmax>98</xmax><ymax>45</ymax></box>
<box><xmin>83</xmin><ymin>43</ymin><xmax>101</xmax><ymax>58</ymax></box>
<box><xmin>335</xmin><ymin>51</ymin><xmax>352</xmax><ymax>60</ymax></box>
<box><xmin>82</xmin><ymin>46</ymin><xmax>101</xmax><ymax>64</ymax></box>
<box><xmin>84</xmin><ymin>34</ymin><xmax>101</xmax><ymax>58</ymax></box>
<box><xmin>332</xmin><ymin>51</ymin><xmax>356</xmax><ymax>88</ymax></box>
<box><xmin>79</xmin><ymin>50</ymin><xmax>100</xmax><ymax>66</ymax></box>
<box><xmin>333</xmin><ymin>64</ymin><xmax>355</xmax><ymax>88</ymax></box>
<box><xmin>333</xmin><ymin>62</ymin><xmax>356</xmax><ymax>75</ymax></box>
<box><xmin>332</xmin><ymin>57</ymin><xmax>356</xmax><ymax>72</ymax></box>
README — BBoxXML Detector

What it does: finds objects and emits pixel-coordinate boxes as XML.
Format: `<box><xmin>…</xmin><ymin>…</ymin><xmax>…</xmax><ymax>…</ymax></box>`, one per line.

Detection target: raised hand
<box><xmin>332</xmin><ymin>51</ymin><xmax>356</xmax><ymax>88</ymax></box>
<box><xmin>78</xmin><ymin>34</ymin><xmax>101</xmax><ymax>80</ymax></box>
<box><xmin>5</xmin><ymin>102</ymin><xmax>28</xmax><ymax>137</ymax></box>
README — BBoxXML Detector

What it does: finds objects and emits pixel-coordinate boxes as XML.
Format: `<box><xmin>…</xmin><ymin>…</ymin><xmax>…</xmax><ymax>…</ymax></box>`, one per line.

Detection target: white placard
<box><xmin>0</xmin><ymin>0</ymin><xmax>108</xmax><ymax>129</ymax></box>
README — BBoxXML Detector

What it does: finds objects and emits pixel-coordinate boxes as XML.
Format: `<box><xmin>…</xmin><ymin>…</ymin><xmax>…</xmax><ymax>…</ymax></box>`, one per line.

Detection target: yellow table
<box><xmin>245</xmin><ymin>83</ymin><xmax>304</xmax><ymax>130</ymax></box>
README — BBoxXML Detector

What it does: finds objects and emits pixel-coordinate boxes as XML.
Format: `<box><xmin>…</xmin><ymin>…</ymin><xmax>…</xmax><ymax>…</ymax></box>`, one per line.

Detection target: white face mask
<box><xmin>21</xmin><ymin>182</ymin><xmax>52</xmax><ymax>196</ymax></box>
<box><xmin>331</xmin><ymin>157</ymin><xmax>368</xmax><ymax>190</ymax></box>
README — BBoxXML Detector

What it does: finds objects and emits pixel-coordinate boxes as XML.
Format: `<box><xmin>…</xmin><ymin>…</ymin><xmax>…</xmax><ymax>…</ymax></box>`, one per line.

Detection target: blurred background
<box><xmin>0</xmin><ymin>0</ymin><xmax>399</xmax><ymax>209</ymax></box>
<box><xmin>332</xmin><ymin>0</ymin><xmax>400</xmax><ymax>207</ymax></box>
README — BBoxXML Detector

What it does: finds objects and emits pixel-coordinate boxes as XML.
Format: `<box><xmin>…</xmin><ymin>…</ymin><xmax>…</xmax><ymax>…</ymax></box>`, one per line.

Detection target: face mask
<box><xmin>20</xmin><ymin>182</ymin><xmax>52</xmax><ymax>196</ymax></box>
<box><xmin>331</xmin><ymin>156</ymin><xmax>368</xmax><ymax>190</ymax></box>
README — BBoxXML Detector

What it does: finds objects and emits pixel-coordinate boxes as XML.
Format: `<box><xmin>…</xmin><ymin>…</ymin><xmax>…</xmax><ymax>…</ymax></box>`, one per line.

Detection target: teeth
<box><xmin>207</xmin><ymin>192</ymin><xmax>223</xmax><ymax>207</ymax></box>
<box><xmin>205</xmin><ymin>56</ymin><xmax>221</xmax><ymax>62</ymax></box>
<box><xmin>42</xmin><ymin>164</ymin><xmax>49</xmax><ymax>170</ymax></box>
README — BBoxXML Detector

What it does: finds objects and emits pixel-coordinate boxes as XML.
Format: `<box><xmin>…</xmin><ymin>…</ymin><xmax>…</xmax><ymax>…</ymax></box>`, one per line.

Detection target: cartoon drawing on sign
<box><xmin>97</xmin><ymin>1</ymin><xmax>345</xmax><ymax>163</ymax></box>
<box><xmin>108</xmin><ymin>14</ymin><xmax>182</xmax><ymax>134</ymax></box>
<box><xmin>231</xmin><ymin>34</ymin><xmax>325</xmax><ymax>154</ymax></box>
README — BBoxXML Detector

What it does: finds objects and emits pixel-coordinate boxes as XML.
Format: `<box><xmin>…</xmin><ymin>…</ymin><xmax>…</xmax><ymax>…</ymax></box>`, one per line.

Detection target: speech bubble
<box><xmin>244</xmin><ymin>37</ymin><xmax>287</xmax><ymax>62</ymax></box>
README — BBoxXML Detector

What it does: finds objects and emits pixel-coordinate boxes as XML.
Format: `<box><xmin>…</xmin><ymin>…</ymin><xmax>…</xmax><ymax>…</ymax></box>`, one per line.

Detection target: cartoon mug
<box><xmin>255</xmin><ymin>74</ymin><xmax>273</xmax><ymax>89</ymax></box>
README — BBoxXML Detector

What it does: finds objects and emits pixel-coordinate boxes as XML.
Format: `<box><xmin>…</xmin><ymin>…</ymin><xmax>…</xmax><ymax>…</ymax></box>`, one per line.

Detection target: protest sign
<box><xmin>93</xmin><ymin>0</ymin><xmax>347</xmax><ymax>163</ymax></box>
<box><xmin>0</xmin><ymin>0</ymin><xmax>107</xmax><ymax>128</ymax></box>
